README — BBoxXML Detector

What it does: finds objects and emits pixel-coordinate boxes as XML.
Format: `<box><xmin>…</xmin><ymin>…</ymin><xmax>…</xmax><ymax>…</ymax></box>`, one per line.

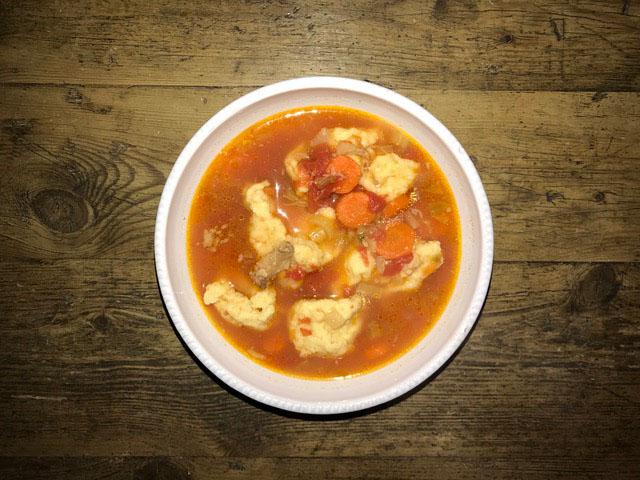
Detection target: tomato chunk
<box><xmin>303</xmin><ymin>143</ymin><xmax>332</xmax><ymax>177</ymax></box>
<box><xmin>285</xmin><ymin>266</ymin><xmax>306</xmax><ymax>280</ymax></box>
<box><xmin>366</xmin><ymin>192</ymin><xmax>386</xmax><ymax>213</ymax></box>
<box><xmin>382</xmin><ymin>253</ymin><xmax>414</xmax><ymax>276</ymax></box>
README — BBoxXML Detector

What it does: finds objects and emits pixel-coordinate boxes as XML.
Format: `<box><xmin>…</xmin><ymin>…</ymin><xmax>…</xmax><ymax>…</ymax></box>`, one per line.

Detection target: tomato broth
<box><xmin>187</xmin><ymin>106</ymin><xmax>460</xmax><ymax>379</ymax></box>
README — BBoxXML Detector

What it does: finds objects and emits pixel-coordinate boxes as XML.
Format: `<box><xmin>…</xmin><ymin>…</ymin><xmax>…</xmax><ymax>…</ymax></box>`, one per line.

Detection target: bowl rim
<box><xmin>155</xmin><ymin>76</ymin><xmax>494</xmax><ymax>414</ymax></box>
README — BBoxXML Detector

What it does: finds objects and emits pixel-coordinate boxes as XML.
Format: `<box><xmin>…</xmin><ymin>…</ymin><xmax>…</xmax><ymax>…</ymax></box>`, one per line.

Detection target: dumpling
<box><xmin>244</xmin><ymin>182</ymin><xmax>342</xmax><ymax>276</ymax></box>
<box><xmin>204</xmin><ymin>280</ymin><xmax>276</xmax><ymax>331</ymax></box>
<box><xmin>386</xmin><ymin>240</ymin><xmax>443</xmax><ymax>292</ymax></box>
<box><xmin>327</xmin><ymin>127</ymin><xmax>379</xmax><ymax>148</ymax></box>
<box><xmin>244</xmin><ymin>181</ymin><xmax>287</xmax><ymax>257</ymax></box>
<box><xmin>289</xmin><ymin>295</ymin><xmax>364</xmax><ymax>357</ymax></box>
<box><xmin>284</xmin><ymin>143</ymin><xmax>309</xmax><ymax>194</ymax></box>
<box><xmin>359</xmin><ymin>153</ymin><xmax>419</xmax><ymax>201</ymax></box>
<box><xmin>289</xmin><ymin>236</ymin><xmax>335</xmax><ymax>271</ymax></box>
<box><xmin>344</xmin><ymin>247</ymin><xmax>375</xmax><ymax>286</ymax></box>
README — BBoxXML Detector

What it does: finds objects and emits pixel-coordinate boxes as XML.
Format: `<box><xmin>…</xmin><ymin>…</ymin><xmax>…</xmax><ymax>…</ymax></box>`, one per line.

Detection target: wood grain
<box><xmin>1</xmin><ymin>455</ymin><xmax>639</xmax><ymax>480</ymax></box>
<box><xmin>1</xmin><ymin>86</ymin><xmax>638</xmax><ymax>262</ymax></box>
<box><xmin>2</xmin><ymin>1</ymin><xmax>639</xmax><ymax>478</ymax></box>
<box><xmin>1</xmin><ymin>259</ymin><xmax>638</xmax><ymax>464</ymax></box>
<box><xmin>1</xmin><ymin>0</ymin><xmax>639</xmax><ymax>90</ymax></box>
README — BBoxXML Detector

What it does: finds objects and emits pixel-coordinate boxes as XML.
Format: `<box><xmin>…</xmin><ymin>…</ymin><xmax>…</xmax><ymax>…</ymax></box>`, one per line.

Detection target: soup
<box><xmin>187</xmin><ymin>106</ymin><xmax>460</xmax><ymax>379</ymax></box>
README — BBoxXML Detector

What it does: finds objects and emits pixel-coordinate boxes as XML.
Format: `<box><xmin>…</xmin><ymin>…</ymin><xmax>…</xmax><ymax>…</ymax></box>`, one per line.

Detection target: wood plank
<box><xmin>1</xmin><ymin>455</ymin><xmax>639</xmax><ymax>480</ymax></box>
<box><xmin>1</xmin><ymin>259</ymin><xmax>638</xmax><ymax>462</ymax></box>
<box><xmin>1</xmin><ymin>1</ymin><xmax>639</xmax><ymax>90</ymax></box>
<box><xmin>2</xmin><ymin>1</ymin><xmax>638</xmax><ymax>477</ymax></box>
<box><xmin>1</xmin><ymin>86</ymin><xmax>638</xmax><ymax>262</ymax></box>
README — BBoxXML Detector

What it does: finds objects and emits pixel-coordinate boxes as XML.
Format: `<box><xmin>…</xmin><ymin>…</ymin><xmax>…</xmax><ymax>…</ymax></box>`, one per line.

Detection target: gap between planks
<box><xmin>1</xmin><ymin>81</ymin><xmax>639</xmax><ymax>94</ymax></box>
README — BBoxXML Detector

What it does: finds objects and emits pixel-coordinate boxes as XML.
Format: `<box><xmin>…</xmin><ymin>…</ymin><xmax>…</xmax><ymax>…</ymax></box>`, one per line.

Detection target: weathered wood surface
<box><xmin>1</xmin><ymin>259</ymin><xmax>638</xmax><ymax>467</ymax></box>
<box><xmin>1</xmin><ymin>0</ymin><xmax>639</xmax><ymax>91</ymax></box>
<box><xmin>1</xmin><ymin>0</ymin><xmax>639</xmax><ymax>479</ymax></box>
<box><xmin>2</xmin><ymin>86</ymin><xmax>638</xmax><ymax>262</ymax></box>
<box><xmin>1</xmin><ymin>454</ymin><xmax>638</xmax><ymax>480</ymax></box>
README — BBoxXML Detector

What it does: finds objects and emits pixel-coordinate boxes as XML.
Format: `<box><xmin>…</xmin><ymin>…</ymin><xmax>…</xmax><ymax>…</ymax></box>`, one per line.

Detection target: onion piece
<box><xmin>409</xmin><ymin>207</ymin><xmax>424</xmax><ymax>219</ymax></box>
<box><xmin>309</xmin><ymin>213</ymin><xmax>334</xmax><ymax>231</ymax></box>
<box><xmin>310</xmin><ymin>128</ymin><xmax>329</xmax><ymax>147</ymax></box>
<box><xmin>279</xmin><ymin>186</ymin><xmax>306</xmax><ymax>207</ymax></box>
<box><xmin>334</xmin><ymin>141</ymin><xmax>357</xmax><ymax>156</ymax></box>
<box><xmin>372</xmin><ymin>144</ymin><xmax>395</xmax><ymax>155</ymax></box>
<box><xmin>405</xmin><ymin>210</ymin><xmax>420</xmax><ymax>229</ymax></box>
<box><xmin>356</xmin><ymin>282</ymin><xmax>382</xmax><ymax>299</ymax></box>
<box><xmin>405</xmin><ymin>207</ymin><xmax>425</xmax><ymax>230</ymax></box>
<box><xmin>375</xmin><ymin>255</ymin><xmax>386</xmax><ymax>274</ymax></box>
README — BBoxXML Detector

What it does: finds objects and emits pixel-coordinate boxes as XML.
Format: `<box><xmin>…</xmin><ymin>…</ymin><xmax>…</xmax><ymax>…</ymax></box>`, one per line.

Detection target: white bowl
<box><xmin>155</xmin><ymin>77</ymin><xmax>493</xmax><ymax>414</ymax></box>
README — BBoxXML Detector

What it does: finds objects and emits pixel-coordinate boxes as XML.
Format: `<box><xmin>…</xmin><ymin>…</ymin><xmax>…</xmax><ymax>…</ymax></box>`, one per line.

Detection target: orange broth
<box><xmin>187</xmin><ymin>106</ymin><xmax>461</xmax><ymax>379</ymax></box>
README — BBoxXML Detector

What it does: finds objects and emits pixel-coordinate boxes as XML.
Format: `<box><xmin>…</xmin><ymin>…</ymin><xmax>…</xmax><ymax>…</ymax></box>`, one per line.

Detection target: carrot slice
<box><xmin>382</xmin><ymin>194</ymin><xmax>410</xmax><ymax>218</ymax></box>
<box><xmin>375</xmin><ymin>222</ymin><xmax>416</xmax><ymax>259</ymax></box>
<box><xmin>335</xmin><ymin>192</ymin><xmax>376</xmax><ymax>228</ymax></box>
<box><xmin>325</xmin><ymin>155</ymin><xmax>361</xmax><ymax>194</ymax></box>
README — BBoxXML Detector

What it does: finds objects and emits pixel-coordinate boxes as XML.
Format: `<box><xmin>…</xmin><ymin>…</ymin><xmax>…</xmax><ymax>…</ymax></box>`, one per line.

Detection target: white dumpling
<box><xmin>244</xmin><ymin>181</ymin><xmax>287</xmax><ymax>257</ymax></box>
<box><xmin>327</xmin><ymin>127</ymin><xmax>379</xmax><ymax>148</ymax></box>
<box><xmin>344</xmin><ymin>247</ymin><xmax>375</xmax><ymax>286</ymax></box>
<box><xmin>204</xmin><ymin>280</ymin><xmax>276</xmax><ymax>331</ymax></box>
<box><xmin>387</xmin><ymin>240</ymin><xmax>443</xmax><ymax>292</ymax></box>
<box><xmin>289</xmin><ymin>295</ymin><xmax>364</xmax><ymax>358</ymax></box>
<box><xmin>284</xmin><ymin>143</ymin><xmax>309</xmax><ymax>194</ymax></box>
<box><xmin>359</xmin><ymin>153</ymin><xmax>419</xmax><ymax>201</ymax></box>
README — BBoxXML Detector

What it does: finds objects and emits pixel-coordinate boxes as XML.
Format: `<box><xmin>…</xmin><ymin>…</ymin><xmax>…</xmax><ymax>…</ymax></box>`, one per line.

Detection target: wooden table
<box><xmin>1</xmin><ymin>1</ymin><xmax>639</xmax><ymax>478</ymax></box>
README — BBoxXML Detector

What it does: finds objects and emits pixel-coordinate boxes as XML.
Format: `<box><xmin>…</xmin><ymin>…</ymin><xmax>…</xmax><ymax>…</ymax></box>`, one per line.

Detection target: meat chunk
<box><xmin>289</xmin><ymin>295</ymin><xmax>365</xmax><ymax>358</ymax></box>
<box><xmin>250</xmin><ymin>241</ymin><xmax>294</xmax><ymax>288</ymax></box>
<box><xmin>204</xmin><ymin>280</ymin><xmax>276</xmax><ymax>331</ymax></box>
<box><xmin>359</xmin><ymin>153</ymin><xmax>419</xmax><ymax>201</ymax></box>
